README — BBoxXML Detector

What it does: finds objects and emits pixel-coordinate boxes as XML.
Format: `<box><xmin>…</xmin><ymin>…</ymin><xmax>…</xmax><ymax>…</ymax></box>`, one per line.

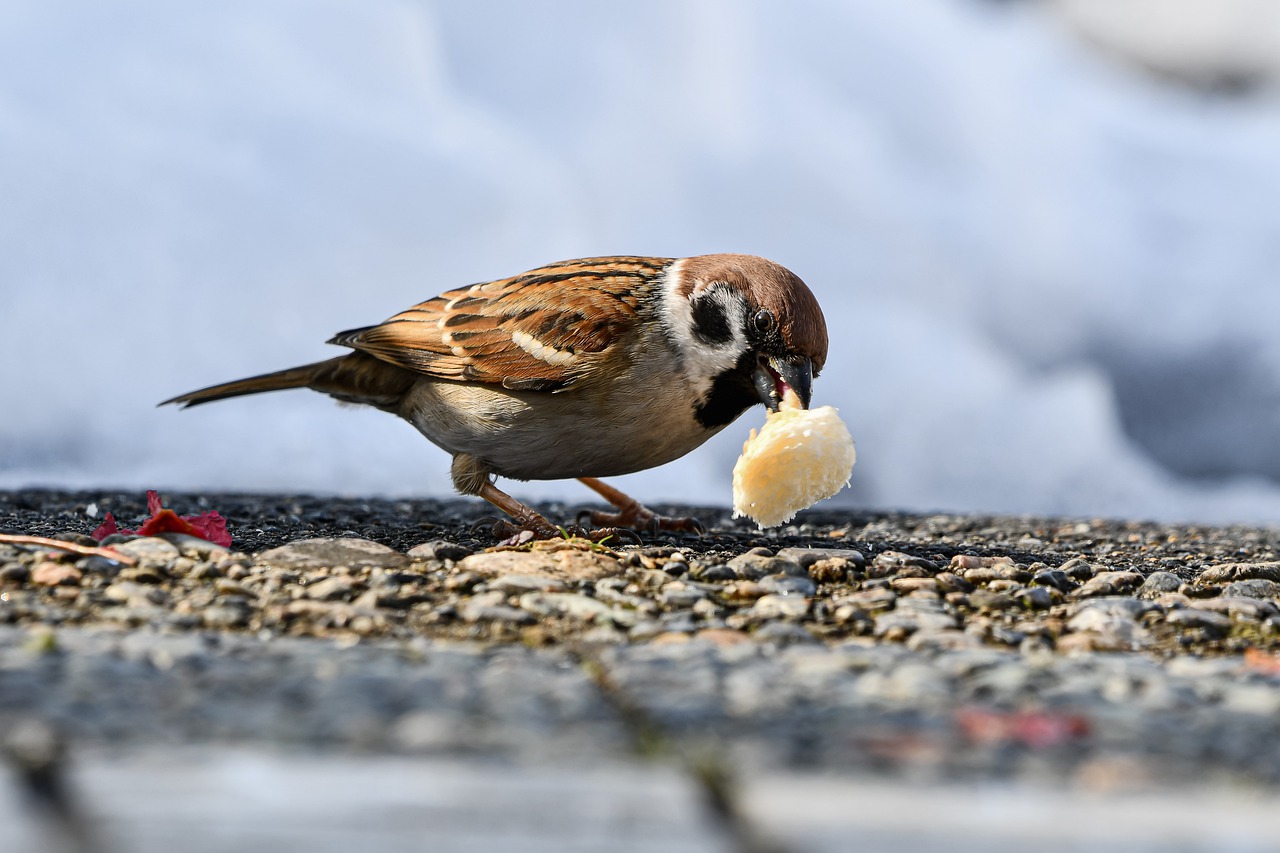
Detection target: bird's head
<box><xmin>665</xmin><ymin>254</ymin><xmax>829</xmax><ymax>428</ymax></box>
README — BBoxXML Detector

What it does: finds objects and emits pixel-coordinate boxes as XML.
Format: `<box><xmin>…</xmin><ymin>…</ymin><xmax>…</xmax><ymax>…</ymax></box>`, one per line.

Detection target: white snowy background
<box><xmin>4</xmin><ymin>0</ymin><xmax>1280</xmax><ymax>524</ymax></box>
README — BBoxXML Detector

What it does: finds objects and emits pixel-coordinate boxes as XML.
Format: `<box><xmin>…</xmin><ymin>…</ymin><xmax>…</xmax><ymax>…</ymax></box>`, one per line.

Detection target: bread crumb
<box><xmin>731</xmin><ymin>403</ymin><xmax>855</xmax><ymax>528</ymax></box>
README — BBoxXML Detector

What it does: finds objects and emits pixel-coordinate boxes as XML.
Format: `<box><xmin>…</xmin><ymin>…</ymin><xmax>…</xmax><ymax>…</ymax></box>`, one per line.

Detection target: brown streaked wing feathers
<box><xmin>330</xmin><ymin>257</ymin><xmax>671</xmax><ymax>389</ymax></box>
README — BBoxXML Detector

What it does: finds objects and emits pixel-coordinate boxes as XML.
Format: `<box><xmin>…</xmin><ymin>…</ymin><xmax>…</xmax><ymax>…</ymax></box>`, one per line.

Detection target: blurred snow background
<box><xmin>4</xmin><ymin>0</ymin><xmax>1280</xmax><ymax>524</ymax></box>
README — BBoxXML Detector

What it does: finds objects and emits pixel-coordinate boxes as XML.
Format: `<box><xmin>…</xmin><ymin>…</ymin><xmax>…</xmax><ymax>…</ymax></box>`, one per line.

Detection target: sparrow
<box><xmin>163</xmin><ymin>254</ymin><xmax>829</xmax><ymax>539</ymax></box>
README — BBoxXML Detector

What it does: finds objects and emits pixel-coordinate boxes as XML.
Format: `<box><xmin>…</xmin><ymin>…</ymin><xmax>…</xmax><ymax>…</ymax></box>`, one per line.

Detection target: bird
<box><xmin>162</xmin><ymin>254</ymin><xmax>829</xmax><ymax>539</ymax></box>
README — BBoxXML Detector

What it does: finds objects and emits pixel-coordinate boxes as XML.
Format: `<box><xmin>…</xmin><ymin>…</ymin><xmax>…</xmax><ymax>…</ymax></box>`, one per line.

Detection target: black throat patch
<box><xmin>694</xmin><ymin>355</ymin><xmax>758</xmax><ymax>429</ymax></box>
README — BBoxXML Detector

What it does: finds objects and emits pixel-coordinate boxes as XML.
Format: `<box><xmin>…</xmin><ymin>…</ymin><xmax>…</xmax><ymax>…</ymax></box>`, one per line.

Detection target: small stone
<box><xmin>104</xmin><ymin>581</ymin><xmax>166</xmax><ymax>607</ymax></box>
<box><xmin>201</xmin><ymin>604</ymin><xmax>250</xmax><ymax>628</ymax></box>
<box><xmin>158</xmin><ymin>533</ymin><xmax>231</xmax><ymax>561</ymax></box>
<box><xmin>807</xmin><ymin>558</ymin><xmax>852</xmax><ymax>584</ymax></box>
<box><xmin>1064</xmin><ymin>607</ymin><xmax>1151</xmax><ymax>650</ymax></box>
<box><xmin>758</xmin><ymin>574</ymin><xmax>818</xmax><ymax>597</ymax></box>
<box><xmin>907</xmin><ymin>630</ymin><xmax>981</xmax><ymax>651</ymax></box>
<box><xmin>76</xmin><ymin>556</ymin><xmax>124</xmax><ymax>576</ymax></box>
<box><xmin>891</xmin><ymin>577</ymin><xmax>940</xmax><ymax>595</ymax></box>
<box><xmin>214</xmin><ymin>579</ymin><xmax>255</xmax><ymax>597</ymax></box>
<box><xmin>727</xmin><ymin>553</ymin><xmax>804</xmax><ymax>580</ymax></box>
<box><xmin>695</xmin><ymin>628</ymin><xmax>752</xmax><ymax>646</ymax></box>
<box><xmin>1059</xmin><ymin>557</ymin><xmax>1096</xmax><ymax>580</ymax></box>
<box><xmin>444</xmin><ymin>572</ymin><xmax>482</xmax><ymax>592</ymax></box>
<box><xmin>969</xmin><ymin>590</ymin><xmax>1016</xmax><ymax>612</ymax></box>
<box><xmin>1197</xmin><ymin>562</ymin><xmax>1280</xmax><ymax>584</ymax></box>
<box><xmin>1222</xmin><ymin>579</ymin><xmax>1280</xmax><ymax>599</ymax></box>
<box><xmin>459</xmin><ymin>549</ymin><xmax>622</xmax><ymax>582</ymax></box>
<box><xmin>115</xmin><ymin>537</ymin><xmax>181</xmax><ymax>569</ymax></box>
<box><xmin>489</xmin><ymin>574</ymin><xmax>567</xmax><ymax>594</ymax></box>
<box><xmin>962</xmin><ymin>566</ymin><xmax>1030</xmax><ymax>584</ymax></box>
<box><xmin>304</xmin><ymin>576</ymin><xmax>360</xmax><ymax>601</ymax></box>
<box><xmin>407</xmin><ymin>540</ymin><xmax>472</xmax><ymax>562</ymax></box>
<box><xmin>518</xmin><ymin>592</ymin><xmax>613</xmax><ymax>622</ymax></box>
<box><xmin>1165</xmin><ymin>608</ymin><xmax>1232</xmax><ymax>637</ymax></box>
<box><xmin>1188</xmin><ymin>597</ymin><xmax>1278</xmax><ymax>620</ymax></box>
<box><xmin>870</xmin><ymin>551</ymin><xmax>939</xmax><ymax>576</ymax></box>
<box><xmin>750</xmin><ymin>594</ymin><xmax>810</xmax><ymax>621</ymax></box>
<box><xmin>32</xmin><ymin>562</ymin><xmax>82</xmax><ymax>587</ymax></box>
<box><xmin>1032</xmin><ymin>569</ymin><xmax>1076</xmax><ymax>593</ymax></box>
<box><xmin>259</xmin><ymin>537</ymin><xmax>408</xmax><ymax>570</ymax></box>
<box><xmin>0</xmin><ymin>563</ymin><xmax>29</xmax><ymax>584</ymax></box>
<box><xmin>874</xmin><ymin>610</ymin><xmax>957</xmax><ymax>637</ymax></box>
<box><xmin>464</xmin><ymin>604</ymin><xmax>534</xmax><ymax>625</ymax></box>
<box><xmin>935</xmin><ymin>572</ymin><xmax>974</xmax><ymax>594</ymax></box>
<box><xmin>776</xmin><ymin>547</ymin><xmax>866</xmax><ymax>571</ymax></box>
<box><xmin>722</xmin><ymin>581</ymin><xmax>766</xmax><ymax>602</ymax></box>
<box><xmin>117</xmin><ymin>565</ymin><xmax>167</xmax><ymax>584</ymax></box>
<box><xmin>751</xmin><ymin>622</ymin><xmax>816</xmax><ymax>645</ymax></box>
<box><xmin>1138</xmin><ymin>571</ymin><xmax>1183</xmax><ymax>598</ymax></box>
<box><xmin>659</xmin><ymin>582</ymin><xmax>706</xmax><ymax>608</ymax></box>
<box><xmin>690</xmin><ymin>563</ymin><xmax>737</xmax><ymax>582</ymax></box>
<box><xmin>1072</xmin><ymin>571</ymin><xmax>1144</xmax><ymax>599</ymax></box>
<box><xmin>841</xmin><ymin>587</ymin><xmax>897</xmax><ymax>611</ymax></box>
<box><xmin>1015</xmin><ymin>587</ymin><xmax>1057</xmax><ymax>610</ymax></box>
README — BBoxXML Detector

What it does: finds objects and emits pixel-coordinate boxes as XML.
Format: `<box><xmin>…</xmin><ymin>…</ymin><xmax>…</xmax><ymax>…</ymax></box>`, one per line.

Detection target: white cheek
<box><xmin>661</xmin><ymin>261</ymin><xmax>750</xmax><ymax>392</ymax></box>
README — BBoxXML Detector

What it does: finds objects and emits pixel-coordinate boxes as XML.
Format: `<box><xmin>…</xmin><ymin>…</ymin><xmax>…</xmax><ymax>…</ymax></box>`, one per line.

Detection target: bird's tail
<box><xmin>160</xmin><ymin>353</ymin><xmax>416</xmax><ymax>412</ymax></box>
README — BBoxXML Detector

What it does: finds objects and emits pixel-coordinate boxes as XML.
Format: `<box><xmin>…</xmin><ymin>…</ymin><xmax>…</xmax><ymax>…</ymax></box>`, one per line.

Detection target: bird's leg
<box><xmin>476</xmin><ymin>482</ymin><xmax>563</xmax><ymax>540</ymax></box>
<box><xmin>576</xmin><ymin>478</ymin><xmax>705</xmax><ymax>535</ymax></box>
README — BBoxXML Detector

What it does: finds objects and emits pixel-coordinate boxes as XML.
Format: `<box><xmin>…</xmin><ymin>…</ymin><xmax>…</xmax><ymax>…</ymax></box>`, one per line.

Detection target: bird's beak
<box><xmin>754</xmin><ymin>355</ymin><xmax>814</xmax><ymax>412</ymax></box>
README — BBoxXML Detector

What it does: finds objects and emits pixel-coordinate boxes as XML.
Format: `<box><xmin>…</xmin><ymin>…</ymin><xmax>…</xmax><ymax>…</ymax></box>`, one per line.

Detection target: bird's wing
<box><xmin>329</xmin><ymin>257</ymin><xmax>671</xmax><ymax>391</ymax></box>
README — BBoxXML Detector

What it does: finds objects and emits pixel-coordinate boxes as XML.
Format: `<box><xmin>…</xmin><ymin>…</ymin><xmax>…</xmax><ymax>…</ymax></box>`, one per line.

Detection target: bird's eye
<box><xmin>753</xmin><ymin>309</ymin><xmax>775</xmax><ymax>333</ymax></box>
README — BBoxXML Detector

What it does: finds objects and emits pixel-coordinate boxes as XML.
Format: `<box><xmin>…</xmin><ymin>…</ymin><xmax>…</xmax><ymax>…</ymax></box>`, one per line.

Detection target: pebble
<box><xmin>727</xmin><ymin>553</ymin><xmax>804</xmax><ymax>580</ymax></box>
<box><xmin>750</xmin><ymin>594</ymin><xmax>810</xmax><ymax>621</ymax></box>
<box><xmin>159</xmin><ymin>533</ymin><xmax>231</xmax><ymax>561</ymax></box>
<box><xmin>257</xmin><ymin>537</ymin><xmax>408</xmax><ymax>570</ymax></box>
<box><xmin>1073</xmin><ymin>571</ymin><xmax>1144</xmax><ymax>598</ymax></box>
<box><xmin>1138</xmin><ymin>572</ymin><xmax>1183</xmax><ymax>598</ymax></box>
<box><xmin>1197</xmin><ymin>562</ymin><xmax>1280</xmax><ymax>584</ymax></box>
<box><xmin>518</xmin><ymin>592</ymin><xmax>613</xmax><ymax>622</ymax></box>
<box><xmin>658</xmin><ymin>583</ymin><xmax>706</xmax><ymax>608</ymax></box>
<box><xmin>1032</xmin><ymin>569</ymin><xmax>1076</xmax><ymax>593</ymax></box>
<box><xmin>1222</xmin><ymin>579</ymin><xmax>1280</xmax><ymax>599</ymax></box>
<box><xmin>459</xmin><ymin>549</ymin><xmax>622</xmax><ymax>582</ymax></box>
<box><xmin>304</xmin><ymin>576</ymin><xmax>360</xmax><ymax>602</ymax></box>
<box><xmin>874</xmin><ymin>610</ymin><xmax>958</xmax><ymax>637</ymax></box>
<box><xmin>751</xmin><ymin>622</ymin><xmax>816</xmax><ymax>645</ymax></box>
<box><xmin>871</xmin><ymin>551</ymin><xmax>939</xmax><ymax>575</ymax></box>
<box><xmin>32</xmin><ymin>562</ymin><xmax>82</xmax><ymax>587</ymax></box>
<box><xmin>115</xmin><ymin>537</ymin><xmax>181</xmax><ymax>570</ymax></box>
<box><xmin>840</xmin><ymin>587</ymin><xmax>897</xmax><ymax>611</ymax></box>
<box><xmin>407</xmin><ymin>540</ymin><xmax>472</xmax><ymax>562</ymax></box>
<box><xmin>1015</xmin><ymin>587</ymin><xmax>1056</xmax><ymax>610</ymax></box>
<box><xmin>1165</xmin><ymin>608</ymin><xmax>1232</xmax><ymax>637</ymax></box>
<box><xmin>775</xmin><ymin>547</ymin><xmax>866</xmax><ymax>570</ymax></box>
<box><xmin>489</xmin><ymin>574</ymin><xmax>567</xmax><ymax>594</ymax></box>
<box><xmin>969</xmin><ymin>590</ymin><xmax>1016</xmax><ymax>612</ymax></box>
<box><xmin>758</xmin><ymin>574</ymin><xmax>817</xmax><ymax>597</ymax></box>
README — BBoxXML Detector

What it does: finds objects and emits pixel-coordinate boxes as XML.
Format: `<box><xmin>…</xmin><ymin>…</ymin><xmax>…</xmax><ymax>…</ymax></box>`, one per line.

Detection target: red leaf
<box><xmin>90</xmin><ymin>513</ymin><xmax>119</xmax><ymax>542</ymax></box>
<box><xmin>87</xmin><ymin>493</ymin><xmax>231</xmax><ymax>548</ymax></box>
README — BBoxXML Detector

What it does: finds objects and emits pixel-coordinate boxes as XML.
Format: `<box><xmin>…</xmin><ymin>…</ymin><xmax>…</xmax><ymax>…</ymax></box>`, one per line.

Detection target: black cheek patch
<box><xmin>690</xmin><ymin>294</ymin><xmax>733</xmax><ymax>345</ymax></box>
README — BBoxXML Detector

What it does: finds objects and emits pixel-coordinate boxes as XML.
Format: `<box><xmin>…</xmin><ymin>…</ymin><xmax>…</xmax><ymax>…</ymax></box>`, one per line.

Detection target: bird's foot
<box><xmin>489</xmin><ymin>518</ymin><xmax>639</xmax><ymax>546</ymax></box>
<box><xmin>576</xmin><ymin>503</ymin><xmax>705</xmax><ymax>536</ymax></box>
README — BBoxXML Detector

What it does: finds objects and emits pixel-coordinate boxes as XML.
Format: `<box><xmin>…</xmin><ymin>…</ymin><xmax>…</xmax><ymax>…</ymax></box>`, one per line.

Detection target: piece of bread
<box><xmin>732</xmin><ymin>403</ymin><xmax>856</xmax><ymax>528</ymax></box>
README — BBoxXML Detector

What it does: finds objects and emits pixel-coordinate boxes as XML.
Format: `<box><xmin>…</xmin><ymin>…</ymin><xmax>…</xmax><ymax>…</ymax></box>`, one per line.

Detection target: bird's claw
<box><xmin>580</xmin><ymin>506</ymin><xmax>705</xmax><ymax>536</ymax></box>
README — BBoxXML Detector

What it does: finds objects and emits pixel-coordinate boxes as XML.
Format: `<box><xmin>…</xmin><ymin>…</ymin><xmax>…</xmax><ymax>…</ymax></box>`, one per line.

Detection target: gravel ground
<box><xmin>4</xmin><ymin>489</ymin><xmax>1280</xmax><ymax>849</ymax></box>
